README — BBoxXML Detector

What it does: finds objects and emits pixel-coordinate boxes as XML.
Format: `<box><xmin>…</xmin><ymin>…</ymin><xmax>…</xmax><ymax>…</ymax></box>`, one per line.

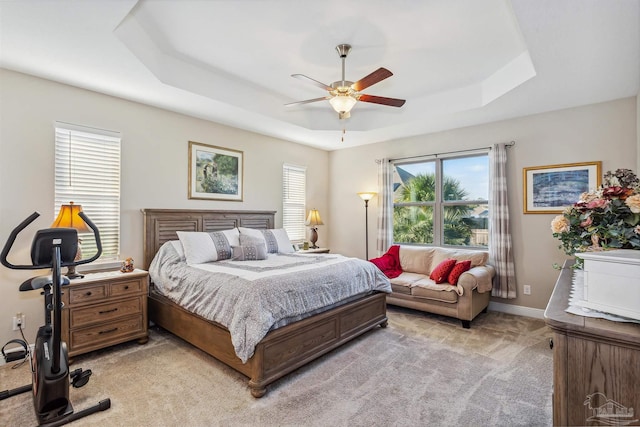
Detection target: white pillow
<box><xmin>269</xmin><ymin>228</ymin><xmax>295</xmax><ymax>254</ymax></box>
<box><xmin>169</xmin><ymin>240</ymin><xmax>185</xmax><ymax>259</ymax></box>
<box><xmin>237</xmin><ymin>227</ymin><xmax>295</xmax><ymax>254</ymax></box>
<box><xmin>177</xmin><ymin>229</ymin><xmax>239</xmax><ymax>264</ymax></box>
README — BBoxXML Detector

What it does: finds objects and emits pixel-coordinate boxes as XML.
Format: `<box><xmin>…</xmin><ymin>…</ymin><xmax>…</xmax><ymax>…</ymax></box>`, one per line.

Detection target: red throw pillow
<box><xmin>429</xmin><ymin>259</ymin><xmax>457</xmax><ymax>284</ymax></box>
<box><xmin>448</xmin><ymin>260</ymin><xmax>472</xmax><ymax>286</ymax></box>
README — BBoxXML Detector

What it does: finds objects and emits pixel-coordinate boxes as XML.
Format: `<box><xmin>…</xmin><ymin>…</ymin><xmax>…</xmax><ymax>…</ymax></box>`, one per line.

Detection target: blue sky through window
<box><xmin>396</xmin><ymin>155</ymin><xmax>489</xmax><ymax>200</ymax></box>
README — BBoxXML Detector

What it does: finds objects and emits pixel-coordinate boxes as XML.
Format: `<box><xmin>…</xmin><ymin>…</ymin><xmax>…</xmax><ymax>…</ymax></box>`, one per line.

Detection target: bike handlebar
<box><xmin>0</xmin><ymin>211</ymin><xmax>103</xmax><ymax>270</ymax></box>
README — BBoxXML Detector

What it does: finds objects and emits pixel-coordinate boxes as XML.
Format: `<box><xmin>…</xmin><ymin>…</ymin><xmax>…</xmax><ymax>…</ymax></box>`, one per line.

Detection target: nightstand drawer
<box><xmin>70</xmin><ymin>315</ymin><xmax>144</xmax><ymax>350</ymax></box>
<box><xmin>111</xmin><ymin>279</ymin><xmax>142</xmax><ymax>297</ymax></box>
<box><xmin>69</xmin><ymin>284</ymin><xmax>107</xmax><ymax>304</ymax></box>
<box><xmin>71</xmin><ymin>297</ymin><xmax>142</xmax><ymax>328</ymax></box>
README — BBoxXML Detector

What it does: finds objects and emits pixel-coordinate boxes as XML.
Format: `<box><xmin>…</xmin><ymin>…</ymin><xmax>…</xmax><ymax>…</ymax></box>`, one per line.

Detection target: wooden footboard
<box><xmin>149</xmin><ymin>290</ymin><xmax>388</xmax><ymax>397</ymax></box>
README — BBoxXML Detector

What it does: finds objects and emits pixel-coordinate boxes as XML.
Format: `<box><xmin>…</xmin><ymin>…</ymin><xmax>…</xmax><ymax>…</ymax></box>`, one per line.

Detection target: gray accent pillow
<box><xmin>232</xmin><ymin>244</ymin><xmax>268</xmax><ymax>261</ymax></box>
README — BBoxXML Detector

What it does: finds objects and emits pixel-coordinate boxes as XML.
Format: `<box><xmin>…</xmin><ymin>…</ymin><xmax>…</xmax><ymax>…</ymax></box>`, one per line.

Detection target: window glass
<box><xmin>393</xmin><ymin>161</ymin><xmax>436</xmax><ymax>202</ymax></box>
<box><xmin>443</xmin><ymin>156</ymin><xmax>489</xmax><ymax>201</ymax></box>
<box><xmin>393</xmin><ymin>153</ymin><xmax>489</xmax><ymax>248</ymax></box>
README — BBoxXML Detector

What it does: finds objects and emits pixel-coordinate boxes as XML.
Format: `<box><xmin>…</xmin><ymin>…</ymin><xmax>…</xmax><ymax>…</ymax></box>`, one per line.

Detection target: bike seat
<box><xmin>19</xmin><ymin>275</ymin><xmax>71</xmax><ymax>292</ymax></box>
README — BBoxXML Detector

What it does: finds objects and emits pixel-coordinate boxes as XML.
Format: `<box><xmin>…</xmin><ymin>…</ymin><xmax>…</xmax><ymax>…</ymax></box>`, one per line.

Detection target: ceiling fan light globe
<box><xmin>329</xmin><ymin>95</ymin><xmax>357</xmax><ymax>114</ymax></box>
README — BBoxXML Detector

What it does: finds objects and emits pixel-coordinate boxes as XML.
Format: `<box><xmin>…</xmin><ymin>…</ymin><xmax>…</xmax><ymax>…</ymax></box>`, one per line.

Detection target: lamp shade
<box><xmin>51</xmin><ymin>202</ymin><xmax>90</xmax><ymax>232</ymax></box>
<box><xmin>329</xmin><ymin>94</ymin><xmax>357</xmax><ymax>114</ymax></box>
<box><xmin>358</xmin><ymin>192</ymin><xmax>377</xmax><ymax>202</ymax></box>
<box><xmin>305</xmin><ymin>209</ymin><xmax>324</xmax><ymax>227</ymax></box>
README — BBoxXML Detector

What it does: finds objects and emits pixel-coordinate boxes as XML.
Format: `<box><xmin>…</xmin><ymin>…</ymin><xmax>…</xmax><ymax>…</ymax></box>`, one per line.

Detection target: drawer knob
<box><xmin>98</xmin><ymin>328</ymin><xmax>118</xmax><ymax>335</ymax></box>
<box><xmin>549</xmin><ymin>338</ymin><xmax>554</xmax><ymax>350</ymax></box>
<box><xmin>99</xmin><ymin>308</ymin><xmax>118</xmax><ymax>315</ymax></box>
<box><xmin>124</xmin><ymin>285</ymin><xmax>129</xmax><ymax>290</ymax></box>
<box><xmin>85</xmin><ymin>291</ymin><xmax>92</xmax><ymax>296</ymax></box>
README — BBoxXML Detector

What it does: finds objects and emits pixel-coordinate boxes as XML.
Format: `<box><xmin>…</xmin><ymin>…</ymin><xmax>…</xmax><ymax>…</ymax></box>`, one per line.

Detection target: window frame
<box><xmin>282</xmin><ymin>163</ymin><xmax>307</xmax><ymax>243</ymax></box>
<box><xmin>54</xmin><ymin>121</ymin><xmax>121</xmax><ymax>261</ymax></box>
<box><xmin>392</xmin><ymin>152</ymin><xmax>489</xmax><ymax>249</ymax></box>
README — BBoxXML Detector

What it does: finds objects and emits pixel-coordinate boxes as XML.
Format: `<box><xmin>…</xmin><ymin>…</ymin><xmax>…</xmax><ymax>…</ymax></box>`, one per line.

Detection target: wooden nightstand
<box><xmin>61</xmin><ymin>269</ymin><xmax>149</xmax><ymax>359</ymax></box>
<box><xmin>297</xmin><ymin>248</ymin><xmax>330</xmax><ymax>254</ymax></box>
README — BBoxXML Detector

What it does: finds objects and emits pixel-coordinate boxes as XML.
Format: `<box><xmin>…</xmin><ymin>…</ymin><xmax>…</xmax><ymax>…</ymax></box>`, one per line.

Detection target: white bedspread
<box><xmin>149</xmin><ymin>241</ymin><xmax>391</xmax><ymax>363</ymax></box>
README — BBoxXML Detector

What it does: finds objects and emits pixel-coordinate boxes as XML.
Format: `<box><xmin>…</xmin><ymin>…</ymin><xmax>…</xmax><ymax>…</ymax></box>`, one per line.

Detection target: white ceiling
<box><xmin>1</xmin><ymin>0</ymin><xmax>638</xmax><ymax>151</ymax></box>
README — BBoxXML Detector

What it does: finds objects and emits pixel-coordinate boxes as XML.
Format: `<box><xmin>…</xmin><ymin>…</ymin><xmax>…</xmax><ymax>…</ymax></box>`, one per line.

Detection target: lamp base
<box><xmin>66</xmin><ymin>265</ymin><xmax>84</xmax><ymax>280</ymax></box>
<box><xmin>309</xmin><ymin>228</ymin><xmax>319</xmax><ymax>249</ymax></box>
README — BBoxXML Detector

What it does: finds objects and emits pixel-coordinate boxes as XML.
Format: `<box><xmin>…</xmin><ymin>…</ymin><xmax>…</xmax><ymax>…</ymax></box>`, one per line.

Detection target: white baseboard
<box><xmin>488</xmin><ymin>301</ymin><xmax>545</xmax><ymax>320</ymax></box>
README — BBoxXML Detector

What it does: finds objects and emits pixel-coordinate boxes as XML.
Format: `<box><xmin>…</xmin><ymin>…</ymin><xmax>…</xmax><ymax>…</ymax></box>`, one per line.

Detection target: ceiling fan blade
<box><xmin>291</xmin><ymin>74</ymin><xmax>333</xmax><ymax>91</ymax></box>
<box><xmin>358</xmin><ymin>94</ymin><xmax>406</xmax><ymax>107</ymax></box>
<box><xmin>285</xmin><ymin>96</ymin><xmax>331</xmax><ymax>107</ymax></box>
<box><xmin>351</xmin><ymin>68</ymin><xmax>393</xmax><ymax>92</ymax></box>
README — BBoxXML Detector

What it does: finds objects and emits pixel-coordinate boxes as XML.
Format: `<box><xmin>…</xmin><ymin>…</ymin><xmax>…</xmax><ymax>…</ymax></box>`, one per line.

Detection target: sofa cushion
<box><xmin>431</xmin><ymin>248</ymin><xmax>488</xmax><ymax>269</ymax></box>
<box><xmin>389</xmin><ymin>272</ymin><xmax>426</xmax><ymax>287</ymax></box>
<box><xmin>390</xmin><ymin>282</ymin><xmax>412</xmax><ymax>295</ymax></box>
<box><xmin>398</xmin><ymin>246</ymin><xmax>437</xmax><ymax>275</ymax></box>
<box><xmin>448</xmin><ymin>260</ymin><xmax>472</xmax><ymax>285</ymax></box>
<box><xmin>411</xmin><ymin>285</ymin><xmax>458</xmax><ymax>303</ymax></box>
<box><xmin>429</xmin><ymin>259</ymin><xmax>456</xmax><ymax>283</ymax></box>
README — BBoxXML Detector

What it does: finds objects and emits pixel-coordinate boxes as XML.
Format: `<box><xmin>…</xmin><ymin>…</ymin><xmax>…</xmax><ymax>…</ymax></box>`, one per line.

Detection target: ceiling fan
<box><xmin>285</xmin><ymin>44</ymin><xmax>406</xmax><ymax>120</ymax></box>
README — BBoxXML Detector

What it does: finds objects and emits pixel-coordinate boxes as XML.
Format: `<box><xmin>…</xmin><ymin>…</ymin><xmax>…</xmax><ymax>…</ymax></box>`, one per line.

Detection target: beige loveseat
<box><xmin>386</xmin><ymin>246</ymin><xmax>495</xmax><ymax>328</ymax></box>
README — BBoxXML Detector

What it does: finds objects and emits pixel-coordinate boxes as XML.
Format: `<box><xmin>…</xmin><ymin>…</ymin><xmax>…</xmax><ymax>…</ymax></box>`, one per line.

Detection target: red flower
<box><xmin>602</xmin><ymin>186</ymin><xmax>634</xmax><ymax>199</ymax></box>
<box><xmin>586</xmin><ymin>199</ymin><xmax>609</xmax><ymax>209</ymax></box>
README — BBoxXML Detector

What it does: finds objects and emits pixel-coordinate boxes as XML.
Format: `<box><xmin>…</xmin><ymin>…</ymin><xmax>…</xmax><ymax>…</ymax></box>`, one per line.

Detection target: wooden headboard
<box><xmin>141</xmin><ymin>209</ymin><xmax>276</xmax><ymax>269</ymax></box>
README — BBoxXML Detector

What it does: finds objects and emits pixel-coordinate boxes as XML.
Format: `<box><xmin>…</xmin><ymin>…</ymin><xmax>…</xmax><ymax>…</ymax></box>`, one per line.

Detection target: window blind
<box><xmin>282</xmin><ymin>164</ymin><xmax>306</xmax><ymax>242</ymax></box>
<box><xmin>54</xmin><ymin>122</ymin><xmax>121</xmax><ymax>260</ymax></box>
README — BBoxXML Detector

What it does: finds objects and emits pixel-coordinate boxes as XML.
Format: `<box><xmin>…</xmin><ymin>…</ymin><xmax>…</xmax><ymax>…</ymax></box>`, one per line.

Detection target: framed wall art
<box><xmin>523</xmin><ymin>161</ymin><xmax>601</xmax><ymax>214</ymax></box>
<box><xmin>188</xmin><ymin>141</ymin><xmax>244</xmax><ymax>201</ymax></box>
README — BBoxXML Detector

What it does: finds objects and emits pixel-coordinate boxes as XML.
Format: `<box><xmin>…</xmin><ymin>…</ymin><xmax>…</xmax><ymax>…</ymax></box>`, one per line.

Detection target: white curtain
<box><xmin>489</xmin><ymin>143</ymin><xmax>517</xmax><ymax>298</ymax></box>
<box><xmin>376</xmin><ymin>158</ymin><xmax>393</xmax><ymax>255</ymax></box>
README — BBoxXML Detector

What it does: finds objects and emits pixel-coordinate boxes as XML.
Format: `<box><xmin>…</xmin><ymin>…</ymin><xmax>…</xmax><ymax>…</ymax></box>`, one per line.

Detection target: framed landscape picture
<box><xmin>523</xmin><ymin>161</ymin><xmax>601</xmax><ymax>214</ymax></box>
<box><xmin>188</xmin><ymin>141</ymin><xmax>243</xmax><ymax>201</ymax></box>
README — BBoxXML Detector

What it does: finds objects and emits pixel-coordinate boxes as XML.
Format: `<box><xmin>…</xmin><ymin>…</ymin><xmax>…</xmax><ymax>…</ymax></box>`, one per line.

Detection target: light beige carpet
<box><xmin>1</xmin><ymin>307</ymin><xmax>553</xmax><ymax>426</ymax></box>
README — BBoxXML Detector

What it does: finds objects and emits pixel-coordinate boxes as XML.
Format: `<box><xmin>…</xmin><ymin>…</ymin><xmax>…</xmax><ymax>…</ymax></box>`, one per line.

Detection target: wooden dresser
<box><xmin>544</xmin><ymin>262</ymin><xmax>640</xmax><ymax>426</ymax></box>
<box><xmin>61</xmin><ymin>269</ymin><xmax>149</xmax><ymax>358</ymax></box>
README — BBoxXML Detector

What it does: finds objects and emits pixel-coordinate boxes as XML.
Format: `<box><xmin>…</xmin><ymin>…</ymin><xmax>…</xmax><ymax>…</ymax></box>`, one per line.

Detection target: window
<box><xmin>54</xmin><ymin>122</ymin><xmax>121</xmax><ymax>260</ymax></box>
<box><xmin>282</xmin><ymin>164</ymin><xmax>306</xmax><ymax>242</ymax></box>
<box><xmin>392</xmin><ymin>153</ymin><xmax>489</xmax><ymax>247</ymax></box>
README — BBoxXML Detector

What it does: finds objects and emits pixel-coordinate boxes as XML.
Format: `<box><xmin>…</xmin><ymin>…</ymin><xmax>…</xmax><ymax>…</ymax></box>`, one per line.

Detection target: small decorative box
<box><xmin>575</xmin><ymin>250</ymin><xmax>640</xmax><ymax>321</ymax></box>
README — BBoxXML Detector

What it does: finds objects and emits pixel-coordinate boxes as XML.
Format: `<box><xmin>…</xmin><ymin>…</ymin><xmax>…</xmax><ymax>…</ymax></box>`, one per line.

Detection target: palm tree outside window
<box><xmin>392</xmin><ymin>154</ymin><xmax>489</xmax><ymax>247</ymax></box>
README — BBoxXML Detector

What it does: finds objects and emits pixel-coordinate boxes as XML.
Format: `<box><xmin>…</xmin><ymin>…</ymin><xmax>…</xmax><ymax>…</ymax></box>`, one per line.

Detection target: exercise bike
<box><xmin>0</xmin><ymin>211</ymin><xmax>111</xmax><ymax>426</ymax></box>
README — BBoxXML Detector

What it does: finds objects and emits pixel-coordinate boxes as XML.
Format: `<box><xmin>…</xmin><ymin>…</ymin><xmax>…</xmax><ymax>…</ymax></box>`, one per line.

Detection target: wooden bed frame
<box><xmin>142</xmin><ymin>209</ymin><xmax>388</xmax><ymax>397</ymax></box>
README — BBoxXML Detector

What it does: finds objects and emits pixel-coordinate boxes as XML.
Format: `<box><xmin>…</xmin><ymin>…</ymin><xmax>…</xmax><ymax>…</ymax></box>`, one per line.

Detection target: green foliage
<box><xmin>551</xmin><ymin>169</ymin><xmax>640</xmax><ymax>257</ymax></box>
<box><xmin>394</xmin><ymin>173</ymin><xmax>474</xmax><ymax>245</ymax></box>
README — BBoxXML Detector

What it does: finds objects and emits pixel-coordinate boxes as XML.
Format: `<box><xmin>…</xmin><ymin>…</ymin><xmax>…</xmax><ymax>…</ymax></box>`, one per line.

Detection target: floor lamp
<box><xmin>357</xmin><ymin>192</ymin><xmax>377</xmax><ymax>260</ymax></box>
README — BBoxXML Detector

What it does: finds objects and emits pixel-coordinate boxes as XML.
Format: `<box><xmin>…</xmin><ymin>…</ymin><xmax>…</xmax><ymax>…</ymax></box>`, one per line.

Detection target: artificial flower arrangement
<box><xmin>551</xmin><ymin>168</ymin><xmax>640</xmax><ymax>264</ymax></box>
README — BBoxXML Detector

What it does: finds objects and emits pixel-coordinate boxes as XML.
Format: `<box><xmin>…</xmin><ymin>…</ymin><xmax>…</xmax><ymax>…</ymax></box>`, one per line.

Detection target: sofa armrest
<box><xmin>457</xmin><ymin>265</ymin><xmax>495</xmax><ymax>294</ymax></box>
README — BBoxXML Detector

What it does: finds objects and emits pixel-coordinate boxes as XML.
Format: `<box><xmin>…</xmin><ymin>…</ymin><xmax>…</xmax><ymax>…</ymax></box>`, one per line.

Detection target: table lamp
<box><xmin>51</xmin><ymin>201</ymin><xmax>90</xmax><ymax>279</ymax></box>
<box><xmin>305</xmin><ymin>209</ymin><xmax>324</xmax><ymax>249</ymax></box>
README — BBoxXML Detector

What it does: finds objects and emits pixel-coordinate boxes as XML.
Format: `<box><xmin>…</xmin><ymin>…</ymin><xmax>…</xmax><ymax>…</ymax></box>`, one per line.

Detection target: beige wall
<box><xmin>0</xmin><ymin>69</ymin><xmax>329</xmax><ymax>346</ymax></box>
<box><xmin>0</xmin><ymin>67</ymin><xmax>636</xmax><ymax>349</ymax></box>
<box><xmin>328</xmin><ymin>97</ymin><xmax>637</xmax><ymax>311</ymax></box>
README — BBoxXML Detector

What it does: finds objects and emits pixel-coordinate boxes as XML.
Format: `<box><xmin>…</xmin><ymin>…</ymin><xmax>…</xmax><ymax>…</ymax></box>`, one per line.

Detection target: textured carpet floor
<box><xmin>0</xmin><ymin>307</ymin><xmax>553</xmax><ymax>426</ymax></box>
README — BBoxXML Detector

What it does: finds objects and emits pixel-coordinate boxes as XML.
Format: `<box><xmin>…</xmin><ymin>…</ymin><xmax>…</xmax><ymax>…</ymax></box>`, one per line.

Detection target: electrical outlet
<box><xmin>12</xmin><ymin>313</ymin><xmax>25</xmax><ymax>331</ymax></box>
<box><xmin>523</xmin><ymin>285</ymin><xmax>531</xmax><ymax>295</ymax></box>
